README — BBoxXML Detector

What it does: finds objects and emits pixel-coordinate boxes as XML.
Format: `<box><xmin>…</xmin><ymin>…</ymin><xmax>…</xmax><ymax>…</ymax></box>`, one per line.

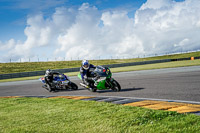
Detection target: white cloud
<box><xmin>1</xmin><ymin>0</ymin><xmax>200</xmax><ymax>62</ymax></box>
<box><xmin>174</xmin><ymin>38</ymin><xmax>190</xmax><ymax>47</ymax></box>
<box><xmin>140</xmin><ymin>0</ymin><xmax>173</xmax><ymax>10</ymax></box>
<box><xmin>134</xmin><ymin>0</ymin><xmax>200</xmax><ymax>55</ymax></box>
<box><xmin>0</xmin><ymin>39</ymin><xmax>15</xmax><ymax>51</ymax></box>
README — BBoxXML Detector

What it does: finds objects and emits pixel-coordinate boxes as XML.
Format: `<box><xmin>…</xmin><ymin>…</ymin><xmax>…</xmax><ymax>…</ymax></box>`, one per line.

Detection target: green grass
<box><xmin>1</xmin><ymin>59</ymin><xmax>200</xmax><ymax>83</ymax></box>
<box><xmin>111</xmin><ymin>59</ymin><xmax>200</xmax><ymax>73</ymax></box>
<box><xmin>1</xmin><ymin>51</ymin><xmax>200</xmax><ymax>74</ymax></box>
<box><xmin>0</xmin><ymin>97</ymin><xmax>199</xmax><ymax>133</ymax></box>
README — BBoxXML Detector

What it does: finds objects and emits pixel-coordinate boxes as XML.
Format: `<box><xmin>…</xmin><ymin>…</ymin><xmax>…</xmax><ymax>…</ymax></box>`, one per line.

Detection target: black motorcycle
<box><xmin>39</xmin><ymin>73</ymin><xmax>78</xmax><ymax>92</ymax></box>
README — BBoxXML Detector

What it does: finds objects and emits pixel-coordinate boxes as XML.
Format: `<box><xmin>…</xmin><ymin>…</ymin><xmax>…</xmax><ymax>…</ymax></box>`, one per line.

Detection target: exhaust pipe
<box><xmin>80</xmin><ymin>83</ymin><xmax>89</xmax><ymax>88</ymax></box>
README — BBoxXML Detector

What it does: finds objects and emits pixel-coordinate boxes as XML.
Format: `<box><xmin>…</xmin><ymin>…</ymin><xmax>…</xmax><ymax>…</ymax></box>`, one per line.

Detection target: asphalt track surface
<box><xmin>0</xmin><ymin>66</ymin><xmax>200</xmax><ymax>103</ymax></box>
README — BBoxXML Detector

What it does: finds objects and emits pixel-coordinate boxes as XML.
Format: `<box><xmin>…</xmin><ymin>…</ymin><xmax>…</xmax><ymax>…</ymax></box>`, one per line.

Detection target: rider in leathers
<box><xmin>80</xmin><ymin>60</ymin><xmax>97</xmax><ymax>90</ymax></box>
<box><xmin>44</xmin><ymin>69</ymin><xmax>59</xmax><ymax>92</ymax></box>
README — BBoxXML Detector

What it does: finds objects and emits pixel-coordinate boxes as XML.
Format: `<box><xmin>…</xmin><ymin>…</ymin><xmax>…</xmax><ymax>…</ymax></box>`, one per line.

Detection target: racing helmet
<box><xmin>82</xmin><ymin>59</ymin><xmax>90</xmax><ymax>70</ymax></box>
<box><xmin>45</xmin><ymin>69</ymin><xmax>52</xmax><ymax>75</ymax></box>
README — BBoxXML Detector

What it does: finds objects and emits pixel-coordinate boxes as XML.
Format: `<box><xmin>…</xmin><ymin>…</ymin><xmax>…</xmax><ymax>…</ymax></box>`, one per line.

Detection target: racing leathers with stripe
<box><xmin>80</xmin><ymin>64</ymin><xmax>96</xmax><ymax>85</ymax></box>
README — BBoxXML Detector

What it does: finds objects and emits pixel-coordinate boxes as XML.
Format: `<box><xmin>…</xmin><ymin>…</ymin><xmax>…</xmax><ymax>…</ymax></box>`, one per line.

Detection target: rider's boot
<box><xmin>94</xmin><ymin>81</ymin><xmax>98</xmax><ymax>86</ymax></box>
<box><xmin>42</xmin><ymin>84</ymin><xmax>48</xmax><ymax>88</ymax></box>
<box><xmin>92</xmin><ymin>76</ymin><xmax>99</xmax><ymax>86</ymax></box>
<box><xmin>49</xmin><ymin>83</ymin><xmax>56</xmax><ymax>92</ymax></box>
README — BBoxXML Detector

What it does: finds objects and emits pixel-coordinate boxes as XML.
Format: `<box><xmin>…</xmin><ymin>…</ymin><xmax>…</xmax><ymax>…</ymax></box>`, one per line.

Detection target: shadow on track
<box><xmin>121</xmin><ymin>87</ymin><xmax>145</xmax><ymax>92</ymax></box>
<box><xmin>96</xmin><ymin>88</ymin><xmax>145</xmax><ymax>93</ymax></box>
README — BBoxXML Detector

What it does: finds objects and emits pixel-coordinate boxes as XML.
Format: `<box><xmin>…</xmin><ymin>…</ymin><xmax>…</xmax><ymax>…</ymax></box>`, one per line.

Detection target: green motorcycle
<box><xmin>78</xmin><ymin>66</ymin><xmax>121</xmax><ymax>92</ymax></box>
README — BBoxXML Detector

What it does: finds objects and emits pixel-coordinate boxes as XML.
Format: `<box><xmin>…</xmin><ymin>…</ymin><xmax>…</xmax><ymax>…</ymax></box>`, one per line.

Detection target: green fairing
<box><xmin>96</xmin><ymin>79</ymin><xmax>106</xmax><ymax>90</ymax></box>
<box><xmin>78</xmin><ymin>73</ymin><xmax>82</xmax><ymax>80</ymax></box>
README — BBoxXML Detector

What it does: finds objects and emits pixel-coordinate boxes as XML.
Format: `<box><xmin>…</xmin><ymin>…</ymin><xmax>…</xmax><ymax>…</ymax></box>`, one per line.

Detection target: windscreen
<box><xmin>94</xmin><ymin>66</ymin><xmax>107</xmax><ymax>77</ymax></box>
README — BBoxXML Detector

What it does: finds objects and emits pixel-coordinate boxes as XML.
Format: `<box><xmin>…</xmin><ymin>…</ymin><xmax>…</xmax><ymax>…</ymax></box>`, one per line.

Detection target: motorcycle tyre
<box><xmin>111</xmin><ymin>80</ymin><xmax>121</xmax><ymax>92</ymax></box>
<box><xmin>43</xmin><ymin>84</ymin><xmax>54</xmax><ymax>92</ymax></box>
<box><xmin>67</xmin><ymin>82</ymin><xmax>78</xmax><ymax>90</ymax></box>
<box><xmin>43</xmin><ymin>84</ymin><xmax>50</xmax><ymax>91</ymax></box>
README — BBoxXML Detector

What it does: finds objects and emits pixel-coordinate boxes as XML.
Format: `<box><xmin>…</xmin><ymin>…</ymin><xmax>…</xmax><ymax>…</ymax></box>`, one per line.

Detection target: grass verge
<box><xmin>111</xmin><ymin>59</ymin><xmax>200</xmax><ymax>73</ymax></box>
<box><xmin>1</xmin><ymin>51</ymin><xmax>200</xmax><ymax>74</ymax></box>
<box><xmin>1</xmin><ymin>59</ymin><xmax>200</xmax><ymax>83</ymax></box>
<box><xmin>0</xmin><ymin>97</ymin><xmax>200</xmax><ymax>133</ymax></box>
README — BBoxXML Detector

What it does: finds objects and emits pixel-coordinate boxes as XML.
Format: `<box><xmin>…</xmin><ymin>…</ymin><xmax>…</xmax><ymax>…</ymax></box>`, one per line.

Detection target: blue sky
<box><xmin>0</xmin><ymin>0</ymin><xmax>185</xmax><ymax>42</ymax></box>
<box><xmin>2</xmin><ymin>0</ymin><xmax>199</xmax><ymax>63</ymax></box>
<box><xmin>0</xmin><ymin>0</ymin><xmax>146</xmax><ymax>42</ymax></box>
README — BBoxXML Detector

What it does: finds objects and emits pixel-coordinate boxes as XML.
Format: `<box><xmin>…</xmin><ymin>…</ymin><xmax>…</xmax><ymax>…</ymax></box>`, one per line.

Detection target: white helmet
<box><xmin>45</xmin><ymin>69</ymin><xmax>51</xmax><ymax>75</ymax></box>
<box><xmin>82</xmin><ymin>59</ymin><xmax>89</xmax><ymax>70</ymax></box>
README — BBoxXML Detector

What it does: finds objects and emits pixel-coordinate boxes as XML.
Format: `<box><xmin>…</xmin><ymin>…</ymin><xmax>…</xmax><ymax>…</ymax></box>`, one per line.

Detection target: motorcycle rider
<box><xmin>80</xmin><ymin>59</ymin><xmax>97</xmax><ymax>89</ymax></box>
<box><xmin>44</xmin><ymin>69</ymin><xmax>59</xmax><ymax>92</ymax></box>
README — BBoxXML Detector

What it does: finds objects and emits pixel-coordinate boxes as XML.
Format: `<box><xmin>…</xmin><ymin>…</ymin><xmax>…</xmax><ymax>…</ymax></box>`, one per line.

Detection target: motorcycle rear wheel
<box><xmin>43</xmin><ymin>84</ymin><xmax>56</xmax><ymax>92</ymax></box>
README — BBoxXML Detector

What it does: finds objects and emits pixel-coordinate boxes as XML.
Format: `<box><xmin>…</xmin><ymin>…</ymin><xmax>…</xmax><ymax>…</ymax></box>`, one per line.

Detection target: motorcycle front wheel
<box><xmin>67</xmin><ymin>82</ymin><xmax>78</xmax><ymax>90</ymax></box>
<box><xmin>111</xmin><ymin>80</ymin><xmax>121</xmax><ymax>92</ymax></box>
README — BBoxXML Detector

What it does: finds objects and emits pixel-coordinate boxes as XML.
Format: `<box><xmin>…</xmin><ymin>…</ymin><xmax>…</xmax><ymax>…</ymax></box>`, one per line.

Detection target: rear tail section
<box><xmin>39</xmin><ymin>77</ymin><xmax>46</xmax><ymax>83</ymax></box>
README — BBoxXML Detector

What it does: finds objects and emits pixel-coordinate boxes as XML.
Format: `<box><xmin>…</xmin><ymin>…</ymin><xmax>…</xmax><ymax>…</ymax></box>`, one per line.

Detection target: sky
<box><xmin>1</xmin><ymin>0</ymin><xmax>200</xmax><ymax>63</ymax></box>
